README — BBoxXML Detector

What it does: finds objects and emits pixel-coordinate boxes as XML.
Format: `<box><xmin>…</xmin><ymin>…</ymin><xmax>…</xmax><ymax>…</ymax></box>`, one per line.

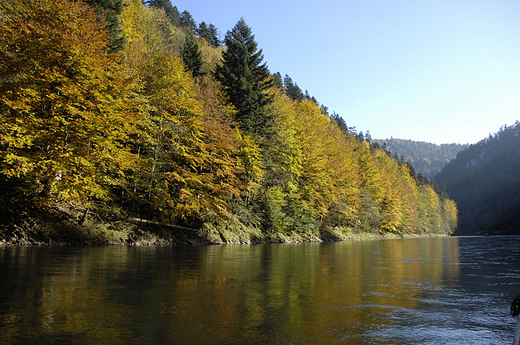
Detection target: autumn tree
<box><xmin>147</xmin><ymin>0</ymin><xmax>180</xmax><ymax>27</ymax></box>
<box><xmin>260</xmin><ymin>93</ymin><xmax>304</xmax><ymax>233</ymax></box>
<box><xmin>0</xmin><ymin>0</ymin><xmax>138</xmax><ymax>215</ymax></box>
<box><xmin>84</xmin><ymin>0</ymin><xmax>125</xmax><ymax>53</ymax></box>
<box><xmin>0</xmin><ymin>0</ymin><xmax>459</xmax><ymax>242</ymax></box>
<box><xmin>417</xmin><ymin>184</ymin><xmax>443</xmax><ymax>233</ymax></box>
<box><xmin>122</xmin><ymin>0</ymin><xmax>186</xmax><ymax>56</ymax></box>
<box><xmin>215</xmin><ymin>18</ymin><xmax>273</xmax><ymax>137</ymax></box>
<box><xmin>120</xmin><ymin>0</ymin><xmax>242</xmax><ymax>224</ymax></box>
<box><xmin>441</xmin><ymin>199</ymin><xmax>458</xmax><ymax>233</ymax></box>
<box><xmin>291</xmin><ymin>100</ymin><xmax>360</xmax><ymax>230</ymax></box>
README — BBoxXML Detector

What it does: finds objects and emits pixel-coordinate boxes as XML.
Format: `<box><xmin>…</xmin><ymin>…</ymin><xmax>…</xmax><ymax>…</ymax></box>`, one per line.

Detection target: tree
<box><xmin>120</xmin><ymin>0</ymin><xmax>242</xmax><ymax>223</ymax></box>
<box><xmin>208</xmin><ymin>24</ymin><xmax>220</xmax><ymax>47</ymax></box>
<box><xmin>283</xmin><ymin>75</ymin><xmax>304</xmax><ymax>101</ymax></box>
<box><xmin>215</xmin><ymin>18</ymin><xmax>273</xmax><ymax>137</ymax></box>
<box><xmin>0</xmin><ymin>0</ymin><xmax>138</xmax><ymax>213</ymax></box>
<box><xmin>196</xmin><ymin>22</ymin><xmax>221</xmax><ymax>57</ymax></box>
<box><xmin>181</xmin><ymin>35</ymin><xmax>204</xmax><ymax>78</ymax></box>
<box><xmin>330</xmin><ymin>112</ymin><xmax>349</xmax><ymax>135</ymax></box>
<box><xmin>180</xmin><ymin>10</ymin><xmax>196</xmax><ymax>35</ymax></box>
<box><xmin>146</xmin><ymin>0</ymin><xmax>180</xmax><ymax>27</ymax></box>
<box><xmin>272</xmin><ymin>72</ymin><xmax>283</xmax><ymax>90</ymax></box>
<box><xmin>84</xmin><ymin>0</ymin><xmax>125</xmax><ymax>53</ymax></box>
<box><xmin>198</xmin><ymin>22</ymin><xmax>212</xmax><ymax>45</ymax></box>
<box><xmin>122</xmin><ymin>0</ymin><xmax>186</xmax><ymax>56</ymax></box>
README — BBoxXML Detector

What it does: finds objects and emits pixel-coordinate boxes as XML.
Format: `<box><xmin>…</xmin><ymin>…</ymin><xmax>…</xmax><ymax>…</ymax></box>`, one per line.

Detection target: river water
<box><xmin>1</xmin><ymin>236</ymin><xmax>519</xmax><ymax>344</ymax></box>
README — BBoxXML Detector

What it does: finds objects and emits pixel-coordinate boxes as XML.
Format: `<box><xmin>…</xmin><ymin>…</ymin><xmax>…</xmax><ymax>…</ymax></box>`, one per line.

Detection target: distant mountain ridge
<box><xmin>434</xmin><ymin>122</ymin><xmax>520</xmax><ymax>235</ymax></box>
<box><xmin>372</xmin><ymin>138</ymin><xmax>468</xmax><ymax>178</ymax></box>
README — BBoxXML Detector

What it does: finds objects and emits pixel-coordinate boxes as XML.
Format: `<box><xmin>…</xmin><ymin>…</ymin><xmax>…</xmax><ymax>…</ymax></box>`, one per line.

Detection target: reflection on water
<box><xmin>1</xmin><ymin>237</ymin><xmax>519</xmax><ymax>344</ymax></box>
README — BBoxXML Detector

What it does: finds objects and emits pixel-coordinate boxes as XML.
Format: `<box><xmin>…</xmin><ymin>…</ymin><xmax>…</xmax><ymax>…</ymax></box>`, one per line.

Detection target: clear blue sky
<box><xmin>173</xmin><ymin>0</ymin><xmax>520</xmax><ymax>144</ymax></box>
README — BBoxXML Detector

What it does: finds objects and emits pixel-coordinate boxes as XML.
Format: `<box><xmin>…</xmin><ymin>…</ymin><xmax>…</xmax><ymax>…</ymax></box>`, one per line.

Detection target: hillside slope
<box><xmin>434</xmin><ymin>122</ymin><xmax>520</xmax><ymax>235</ymax></box>
<box><xmin>372</xmin><ymin>139</ymin><xmax>467</xmax><ymax>178</ymax></box>
<box><xmin>0</xmin><ymin>0</ymin><xmax>457</xmax><ymax>244</ymax></box>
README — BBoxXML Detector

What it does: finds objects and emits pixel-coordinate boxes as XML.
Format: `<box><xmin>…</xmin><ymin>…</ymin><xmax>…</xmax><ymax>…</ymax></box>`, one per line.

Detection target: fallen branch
<box><xmin>127</xmin><ymin>217</ymin><xmax>198</xmax><ymax>232</ymax></box>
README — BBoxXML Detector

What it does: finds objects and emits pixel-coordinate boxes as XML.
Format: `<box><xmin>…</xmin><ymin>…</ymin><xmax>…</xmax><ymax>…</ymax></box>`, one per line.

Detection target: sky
<box><xmin>172</xmin><ymin>0</ymin><xmax>520</xmax><ymax>144</ymax></box>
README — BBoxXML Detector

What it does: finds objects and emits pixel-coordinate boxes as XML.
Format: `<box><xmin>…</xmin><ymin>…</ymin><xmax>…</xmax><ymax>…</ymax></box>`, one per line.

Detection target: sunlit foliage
<box><xmin>0</xmin><ymin>0</ymin><xmax>138</xmax><ymax>212</ymax></box>
<box><xmin>0</xmin><ymin>0</ymin><xmax>457</xmax><ymax>240</ymax></box>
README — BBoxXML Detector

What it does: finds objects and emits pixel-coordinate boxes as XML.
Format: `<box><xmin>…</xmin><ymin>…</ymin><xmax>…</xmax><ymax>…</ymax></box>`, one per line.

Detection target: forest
<box><xmin>435</xmin><ymin>122</ymin><xmax>520</xmax><ymax>235</ymax></box>
<box><xmin>372</xmin><ymin>139</ymin><xmax>467</xmax><ymax>179</ymax></box>
<box><xmin>0</xmin><ymin>0</ymin><xmax>458</xmax><ymax>244</ymax></box>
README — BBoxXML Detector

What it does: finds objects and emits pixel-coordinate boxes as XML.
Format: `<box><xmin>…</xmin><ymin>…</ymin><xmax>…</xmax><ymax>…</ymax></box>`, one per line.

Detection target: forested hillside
<box><xmin>372</xmin><ymin>139</ymin><xmax>468</xmax><ymax>178</ymax></box>
<box><xmin>435</xmin><ymin>122</ymin><xmax>520</xmax><ymax>235</ymax></box>
<box><xmin>0</xmin><ymin>0</ymin><xmax>457</xmax><ymax>244</ymax></box>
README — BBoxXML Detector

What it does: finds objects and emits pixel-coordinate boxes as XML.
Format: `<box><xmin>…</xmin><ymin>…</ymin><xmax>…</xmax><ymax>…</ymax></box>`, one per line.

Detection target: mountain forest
<box><xmin>372</xmin><ymin>139</ymin><xmax>468</xmax><ymax>179</ymax></box>
<box><xmin>0</xmin><ymin>0</ymin><xmax>458</xmax><ymax>244</ymax></box>
<box><xmin>435</xmin><ymin>122</ymin><xmax>520</xmax><ymax>235</ymax></box>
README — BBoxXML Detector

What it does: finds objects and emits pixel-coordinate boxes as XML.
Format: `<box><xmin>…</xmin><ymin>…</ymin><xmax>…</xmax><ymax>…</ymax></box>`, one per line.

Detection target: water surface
<box><xmin>1</xmin><ymin>236</ymin><xmax>519</xmax><ymax>344</ymax></box>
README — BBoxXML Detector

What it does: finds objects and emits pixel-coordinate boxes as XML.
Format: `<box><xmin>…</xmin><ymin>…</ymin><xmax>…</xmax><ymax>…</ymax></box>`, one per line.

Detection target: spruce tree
<box><xmin>198</xmin><ymin>22</ymin><xmax>220</xmax><ymax>47</ymax></box>
<box><xmin>198</xmin><ymin>22</ymin><xmax>211</xmax><ymax>44</ymax></box>
<box><xmin>181</xmin><ymin>35</ymin><xmax>204</xmax><ymax>78</ymax></box>
<box><xmin>272</xmin><ymin>72</ymin><xmax>283</xmax><ymax>90</ymax></box>
<box><xmin>84</xmin><ymin>0</ymin><xmax>125</xmax><ymax>53</ymax></box>
<box><xmin>208</xmin><ymin>24</ymin><xmax>220</xmax><ymax>47</ymax></box>
<box><xmin>180</xmin><ymin>10</ymin><xmax>196</xmax><ymax>35</ymax></box>
<box><xmin>215</xmin><ymin>18</ymin><xmax>273</xmax><ymax>137</ymax></box>
<box><xmin>283</xmin><ymin>74</ymin><xmax>304</xmax><ymax>101</ymax></box>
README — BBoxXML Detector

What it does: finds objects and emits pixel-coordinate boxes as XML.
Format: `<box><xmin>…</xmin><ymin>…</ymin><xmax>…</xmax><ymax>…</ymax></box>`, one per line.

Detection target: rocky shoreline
<box><xmin>0</xmin><ymin>223</ymin><xmax>445</xmax><ymax>247</ymax></box>
<box><xmin>0</xmin><ymin>205</ymin><xmax>450</xmax><ymax>247</ymax></box>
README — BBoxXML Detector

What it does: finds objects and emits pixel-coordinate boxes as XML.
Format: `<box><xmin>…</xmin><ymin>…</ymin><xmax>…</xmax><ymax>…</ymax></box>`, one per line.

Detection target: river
<box><xmin>1</xmin><ymin>236</ymin><xmax>519</xmax><ymax>344</ymax></box>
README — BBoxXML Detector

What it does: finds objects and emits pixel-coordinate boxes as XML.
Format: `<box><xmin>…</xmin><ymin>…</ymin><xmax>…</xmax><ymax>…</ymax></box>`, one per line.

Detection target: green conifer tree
<box><xmin>180</xmin><ymin>10</ymin><xmax>196</xmax><ymax>35</ymax></box>
<box><xmin>208</xmin><ymin>24</ymin><xmax>220</xmax><ymax>47</ymax></box>
<box><xmin>84</xmin><ymin>0</ymin><xmax>125</xmax><ymax>53</ymax></box>
<box><xmin>283</xmin><ymin>74</ymin><xmax>304</xmax><ymax>101</ymax></box>
<box><xmin>198</xmin><ymin>22</ymin><xmax>211</xmax><ymax>44</ymax></box>
<box><xmin>272</xmin><ymin>72</ymin><xmax>283</xmax><ymax>90</ymax></box>
<box><xmin>215</xmin><ymin>18</ymin><xmax>273</xmax><ymax>137</ymax></box>
<box><xmin>181</xmin><ymin>35</ymin><xmax>204</xmax><ymax>78</ymax></box>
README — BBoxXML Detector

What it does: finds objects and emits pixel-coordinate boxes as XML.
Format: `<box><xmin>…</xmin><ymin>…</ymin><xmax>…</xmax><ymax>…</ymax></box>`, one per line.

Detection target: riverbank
<box><xmin>0</xmin><ymin>204</ymin><xmax>450</xmax><ymax>246</ymax></box>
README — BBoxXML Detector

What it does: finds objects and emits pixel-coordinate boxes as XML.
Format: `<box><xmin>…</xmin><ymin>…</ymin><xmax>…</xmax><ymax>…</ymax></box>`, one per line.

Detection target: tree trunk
<box><xmin>80</xmin><ymin>207</ymin><xmax>89</xmax><ymax>225</ymax></box>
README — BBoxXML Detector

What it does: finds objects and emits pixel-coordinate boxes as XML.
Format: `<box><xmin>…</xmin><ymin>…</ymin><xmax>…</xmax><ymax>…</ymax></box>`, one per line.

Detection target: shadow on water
<box><xmin>0</xmin><ymin>236</ymin><xmax>519</xmax><ymax>344</ymax></box>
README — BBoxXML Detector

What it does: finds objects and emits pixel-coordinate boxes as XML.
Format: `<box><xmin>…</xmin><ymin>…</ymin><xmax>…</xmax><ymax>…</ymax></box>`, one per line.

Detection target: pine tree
<box><xmin>283</xmin><ymin>75</ymin><xmax>304</xmax><ymax>101</ymax></box>
<box><xmin>198</xmin><ymin>22</ymin><xmax>211</xmax><ymax>44</ymax></box>
<box><xmin>330</xmin><ymin>112</ymin><xmax>349</xmax><ymax>135</ymax></box>
<box><xmin>215</xmin><ymin>18</ymin><xmax>273</xmax><ymax>137</ymax></box>
<box><xmin>181</xmin><ymin>35</ymin><xmax>204</xmax><ymax>78</ymax></box>
<box><xmin>84</xmin><ymin>0</ymin><xmax>125</xmax><ymax>53</ymax></box>
<box><xmin>272</xmin><ymin>72</ymin><xmax>283</xmax><ymax>90</ymax></box>
<box><xmin>198</xmin><ymin>22</ymin><xmax>221</xmax><ymax>47</ymax></box>
<box><xmin>208</xmin><ymin>24</ymin><xmax>220</xmax><ymax>47</ymax></box>
<box><xmin>180</xmin><ymin>10</ymin><xmax>196</xmax><ymax>35</ymax></box>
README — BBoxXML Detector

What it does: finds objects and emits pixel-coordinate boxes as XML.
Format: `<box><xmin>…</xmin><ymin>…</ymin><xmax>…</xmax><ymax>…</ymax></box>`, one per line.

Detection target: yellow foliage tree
<box><xmin>0</xmin><ymin>0</ymin><xmax>139</xmax><ymax>210</ymax></box>
<box><xmin>442</xmin><ymin>199</ymin><xmax>458</xmax><ymax>234</ymax></box>
<box><xmin>292</xmin><ymin>100</ymin><xmax>360</xmax><ymax>227</ymax></box>
<box><xmin>120</xmin><ymin>0</ymin><xmax>243</xmax><ymax>222</ymax></box>
<box><xmin>417</xmin><ymin>184</ymin><xmax>443</xmax><ymax>233</ymax></box>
